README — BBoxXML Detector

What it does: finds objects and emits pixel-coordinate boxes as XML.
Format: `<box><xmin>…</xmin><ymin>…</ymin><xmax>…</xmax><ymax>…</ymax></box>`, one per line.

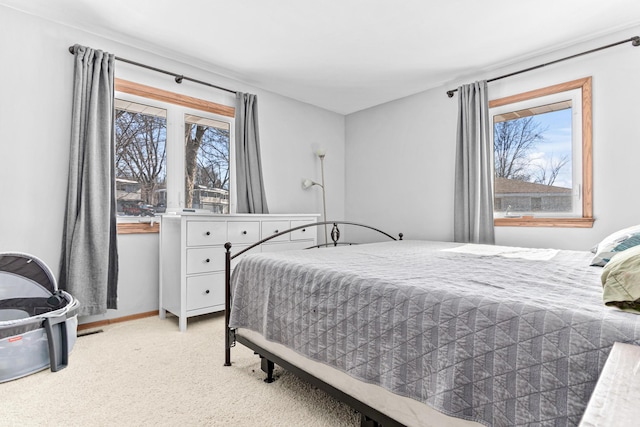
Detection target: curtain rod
<box><xmin>68</xmin><ymin>45</ymin><xmax>237</xmax><ymax>95</ymax></box>
<box><xmin>446</xmin><ymin>36</ymin><xmax>640</xmax><ymax>97</ymax></box>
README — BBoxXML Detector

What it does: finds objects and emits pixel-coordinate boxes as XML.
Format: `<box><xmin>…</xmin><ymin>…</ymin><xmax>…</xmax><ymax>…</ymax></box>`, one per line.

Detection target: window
<box><xmin>115</xmin><ymin>100</ymin><xmax>167</xmax><ymax>219</ymax></box>
<box><xmin>184</xmin><ymin>114</ymin><xmax>230</xmax><ymax>214</ymax></box>
<box><xmin>114</xmin><ymin>79</ymin><xmax>235</xmax><ymax>233</ymax></box>
<box><xmin>489</xmin><ymin>77</ymin><xmax>593</xmax><ymax>228</ymax></box>
<box><xmin>493</xmin><ymin>98</ymin><xmax>578</xmax><ymax>216</ymax></box>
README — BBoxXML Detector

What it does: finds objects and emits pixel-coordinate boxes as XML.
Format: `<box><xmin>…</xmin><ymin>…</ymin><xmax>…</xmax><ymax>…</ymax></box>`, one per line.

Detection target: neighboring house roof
<box><xmin>495</xmin><ymin>177</ymin><xmax>572</xmax><ymax>194</ymax></box>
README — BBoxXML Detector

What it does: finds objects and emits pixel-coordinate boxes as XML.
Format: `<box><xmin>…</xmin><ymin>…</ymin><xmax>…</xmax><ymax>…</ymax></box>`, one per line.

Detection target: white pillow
<box><xmin>591</xmin><ymin>224</ymin><xmax>640</xmax><ymax>267</ymax></box>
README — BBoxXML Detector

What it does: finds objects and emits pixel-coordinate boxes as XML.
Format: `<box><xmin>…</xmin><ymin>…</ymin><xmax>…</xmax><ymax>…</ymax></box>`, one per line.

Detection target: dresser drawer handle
<box><xmin>274</xmin><ymin>229</ymin><xmax>279</xmax><ymax>234</ymax></box>
<box><xmin>242</xmin><ymin>230</ymin><xmax>247</xmax><ymax>235</ymax></box>
<box><xmin>302</xmin><ymin>228</ymin><xmax>306</xmax><ymax>232</ymax></box>
<box><xmin>205</xmin><ymin>231</ymin><xmax>211</xmax><ymax>236</ymax></box>
<box><xmin>205</xmin><ymin>258</ymin><xmax>210</xmax><ymax>263</ymax></box>
<box><xmin>205</xmin><ymin>289</ymin><xmax>210</xmax><ymax>294</ymax></box>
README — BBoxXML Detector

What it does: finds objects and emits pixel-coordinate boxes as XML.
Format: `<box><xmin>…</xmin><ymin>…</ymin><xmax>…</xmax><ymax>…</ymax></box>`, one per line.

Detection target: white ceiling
<box><xmin>2</xmin><ymin>0</ymin><xmax>640</xmax><ymax>114</ymax></box>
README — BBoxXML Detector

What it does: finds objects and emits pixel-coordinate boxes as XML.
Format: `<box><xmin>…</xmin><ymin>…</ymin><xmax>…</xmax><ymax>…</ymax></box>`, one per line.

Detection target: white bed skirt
<box><xmin>236</xmin><ymin>327</ymin><xmax>484</xmax><ymax>427</ymax></box>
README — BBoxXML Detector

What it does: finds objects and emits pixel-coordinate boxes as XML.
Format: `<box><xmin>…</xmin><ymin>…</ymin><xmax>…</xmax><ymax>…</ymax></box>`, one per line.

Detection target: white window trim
<box><xmin>114</xmin><ymin>89</ymin><xmax>236</xmax><ymax>226</ymax></box>
<box><xmin>490</xmin><ymin>88</ymin><xmax>582</xmax><ymax>218</ymax></box>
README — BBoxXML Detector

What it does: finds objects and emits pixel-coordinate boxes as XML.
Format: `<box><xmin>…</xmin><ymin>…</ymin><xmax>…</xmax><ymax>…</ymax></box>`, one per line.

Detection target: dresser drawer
<box><xmin>186</xmin><ymin>273</ymin><xmax>224</xmax><ymax>311</ymax></box>
<box><xmin>290</xmin><ymin>220</ymin><xmax>315</xmax><ymax>241</ymax></box>
<box><xmin>261</xmin><ymin>220</ymin><xmax>290</xmax><ymax>242</ymax></box>
<box><xmin>261</xmin><ymin>241</ymin><xmax>314</xmax><ymax>252</ymax></box>
<box><xmin>227</xmin><ymin>221</ymin><xmax>260</xmax><ymax>244</ymax></box>
<box><xmin>187</xmin><ymin>221</ymin><xmax>226</xmax><ymax>246</ymax></box>
<box><xmin>186</xmin><ymin>247</ymin><xmax>225</xmax><ymax>274</ymax></box>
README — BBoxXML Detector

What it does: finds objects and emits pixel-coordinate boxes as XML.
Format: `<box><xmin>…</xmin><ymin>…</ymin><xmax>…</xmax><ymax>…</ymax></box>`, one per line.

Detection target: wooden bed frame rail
<box><xmin>223</xmin><ymin>221</ymin><xmax>404</xmax><ymax>427</ymax></box>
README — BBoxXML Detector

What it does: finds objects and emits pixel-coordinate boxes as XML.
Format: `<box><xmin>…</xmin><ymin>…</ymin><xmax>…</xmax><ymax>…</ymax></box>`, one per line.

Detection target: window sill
<box><xmin>494</xmin><ymin>217</ymin><xmax>595</xmax><ymax>228</ymax></box>
<box><xmin>117</xmin><ymin>222</ymin><xmax>160</xmax><ymax>234</ymax></box>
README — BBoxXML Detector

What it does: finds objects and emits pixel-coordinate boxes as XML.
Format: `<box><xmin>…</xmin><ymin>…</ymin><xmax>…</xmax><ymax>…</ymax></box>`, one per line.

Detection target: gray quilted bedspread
<box><xmin>228</xmin><ymin>240</ymin><xmax>640</xmax><ymax>426</ymax></box>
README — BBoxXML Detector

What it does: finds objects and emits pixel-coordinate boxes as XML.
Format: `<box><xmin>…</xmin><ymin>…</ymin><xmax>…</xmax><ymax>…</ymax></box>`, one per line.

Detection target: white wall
<box><xmin>346</xmin><ymin>88</ymin><xmax>456</xmax><ymax>243</ymax></box>
<box><xmin>346</xmin><ymin>26</ymin><xmax>640</xmax><ymax>250</ymax></box>
<box><xmin>0</xmin><ymin>6</ymin><xmax>345</xmax><ymax>323</ymax></box>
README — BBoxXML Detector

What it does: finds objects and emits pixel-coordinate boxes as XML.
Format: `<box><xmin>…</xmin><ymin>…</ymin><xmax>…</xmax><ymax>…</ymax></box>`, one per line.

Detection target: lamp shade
<box><xmin>302</xmin><ymin>179</ymin><xmax>317</xmax><ymax>189</ymax></box>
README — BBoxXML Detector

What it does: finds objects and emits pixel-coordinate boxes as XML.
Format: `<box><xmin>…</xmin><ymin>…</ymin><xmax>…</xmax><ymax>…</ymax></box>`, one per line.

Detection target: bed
<box><xmin>223</xmin><ymin>222</ymin><xmax>640</xmax><ymax>426</ymax></box>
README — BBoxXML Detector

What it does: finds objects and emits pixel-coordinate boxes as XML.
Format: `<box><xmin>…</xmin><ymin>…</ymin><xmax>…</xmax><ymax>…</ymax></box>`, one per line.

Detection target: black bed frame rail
<box><xmin>223</xmin><ymin>220</ymin><xmax>404</xmax><ymax>427</ymax></box>
<box><xmin>227</xmin><ymin>220</ymin><xmax>402</xmax><ymax>262</ymax></box>
<box><xmin>235</xmin><ymin>333</ymin><xmax>405</xmax><ymax>427</ymax></box>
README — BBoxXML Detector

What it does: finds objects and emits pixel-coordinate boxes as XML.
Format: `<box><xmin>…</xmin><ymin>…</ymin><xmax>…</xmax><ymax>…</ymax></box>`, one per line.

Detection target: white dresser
<box><xmin>159</xmin><ymin>213</ymin><xmax>318</xmax><ymax>331</ymax></box>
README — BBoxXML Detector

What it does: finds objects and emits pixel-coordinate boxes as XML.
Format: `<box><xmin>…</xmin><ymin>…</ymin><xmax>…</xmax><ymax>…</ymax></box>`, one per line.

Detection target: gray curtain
<box><xmin>59</xmin><ymin>44</ymin><xmax>118</xmax><ymax>316</ymax></box>
<box><xmin>235</xmin><ymin>92</ymin><xmax>269</xmax><ymax>213</ymax></box>
<box><xmin>454</xmin><ymin>81</ymin><xmax>495</xmax><ymax>244</ymax></box>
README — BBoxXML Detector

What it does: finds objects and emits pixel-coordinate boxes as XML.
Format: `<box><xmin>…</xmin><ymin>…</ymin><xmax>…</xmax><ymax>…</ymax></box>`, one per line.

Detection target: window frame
<box><xmin>114</xmin><ymin>79</ymin><xmax>235</xmax><ymax>234</ymax></box>
<box><xmin>491</xmin><ymin>88</ymin><xmax>582</xmax><ymax>218</ymax></box>
<box><xmin>489</xmin><ymin>77</ymin><xmax>594</xmax><ymax>228</ymax></box>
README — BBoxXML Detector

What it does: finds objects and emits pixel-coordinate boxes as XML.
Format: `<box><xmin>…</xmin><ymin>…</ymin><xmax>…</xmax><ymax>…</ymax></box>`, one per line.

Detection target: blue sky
<box><xmin>526</xmin><ymin>108</ymin><xmax>573</xmax><ymax>189</ymax></box>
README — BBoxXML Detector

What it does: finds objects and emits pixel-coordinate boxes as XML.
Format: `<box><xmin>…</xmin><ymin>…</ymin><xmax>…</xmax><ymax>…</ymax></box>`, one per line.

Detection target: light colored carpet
<box><xmin>1</xmin><ymin>313</ymin><xmax>359</xmax><ymax>427</ymax></box>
